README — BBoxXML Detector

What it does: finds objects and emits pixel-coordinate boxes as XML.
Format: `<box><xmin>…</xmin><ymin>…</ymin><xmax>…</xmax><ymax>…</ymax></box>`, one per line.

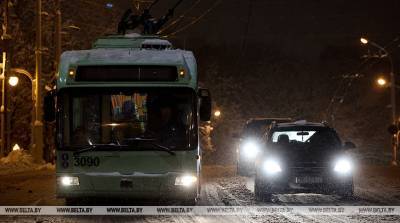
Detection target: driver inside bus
<box><xmin>151</xmin><ymin>96</ymin><xmax>187</xmax><ymax>147</ymax></box>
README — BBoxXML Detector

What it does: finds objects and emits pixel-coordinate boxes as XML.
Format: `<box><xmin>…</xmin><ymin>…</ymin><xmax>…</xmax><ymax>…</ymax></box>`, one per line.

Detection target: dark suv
<box><xmin>254</xmin><ymin>121</ymin><xmax>355</xmax><ymax>201</ymax></box>
<box><xmin>236</xmin><ymin>118</ymin><xmax>291</xmax><ymax>176</ymax></box>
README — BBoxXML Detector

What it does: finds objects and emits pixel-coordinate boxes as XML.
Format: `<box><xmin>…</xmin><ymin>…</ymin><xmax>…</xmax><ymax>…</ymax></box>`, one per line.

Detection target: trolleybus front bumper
<box><xmin>56</xmin><ymin>172</ymin><xmax>198</xmax><ymax>200</ymax></box>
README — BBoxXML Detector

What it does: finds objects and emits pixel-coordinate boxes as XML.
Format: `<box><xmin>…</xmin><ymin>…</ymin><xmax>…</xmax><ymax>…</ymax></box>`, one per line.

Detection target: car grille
<box><xmin>290</xmin><ymin>166</ymin><xmax>327</xmax><ymax>176</ymax></box>
<box><xmin>288</xmin><ymin>167</ymin><xmax>328</xmax><ymax>185</ymax></box>
<box><xmin>292</xmin><ymin>161</ymin><xmax>328</xmax><ymax>168</ymax></box>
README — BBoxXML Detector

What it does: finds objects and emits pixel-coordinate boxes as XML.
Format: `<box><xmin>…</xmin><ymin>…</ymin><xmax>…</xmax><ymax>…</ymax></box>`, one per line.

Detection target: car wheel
<box><xmin>254</xmin><ymin>177</ymin><xmax>272</xmax><ymax>202</ymax></box>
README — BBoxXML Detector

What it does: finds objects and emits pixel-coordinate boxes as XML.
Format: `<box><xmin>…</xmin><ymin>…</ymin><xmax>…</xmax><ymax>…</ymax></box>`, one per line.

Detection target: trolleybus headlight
<box><xmin>333</xmin><ymin>158</ymin><xmax>352</xmax><ymax>174</ymax></box>
<box><xmin>175</xmin><ymin>175</ymin><xmax>197</xmax><ymax>187</ymax></box>
<box><xmin>58</xmin><ymin>176</ymin><xmax>80</xmax><ymax>186</ymax></box>
<box><xmin>242</xmin><ymin>141</ymin><xmax>260</xmax><ymax>159</ymax></box>
<box><xmin>263</xmin><ymin>159</ymin><xmax>282</xmax><ymax>175</ymax></box>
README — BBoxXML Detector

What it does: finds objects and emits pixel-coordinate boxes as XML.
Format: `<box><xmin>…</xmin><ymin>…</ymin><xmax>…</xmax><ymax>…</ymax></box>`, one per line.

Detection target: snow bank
<box><xmin>0</xmin><ymin>149</ymin><xmax>54</xmax><ymax>175</ymax></box>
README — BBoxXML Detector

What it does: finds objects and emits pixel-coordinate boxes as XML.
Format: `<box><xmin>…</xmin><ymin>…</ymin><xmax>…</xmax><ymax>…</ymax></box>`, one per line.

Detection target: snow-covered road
<box><xmin>1</xmin><ymin>165</ymin><xmax>400</xmax><ymax>222</ymax></box>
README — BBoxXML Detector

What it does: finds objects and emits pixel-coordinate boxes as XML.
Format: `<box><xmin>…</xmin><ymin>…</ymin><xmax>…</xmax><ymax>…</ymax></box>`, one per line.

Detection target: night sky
<box><xmin>151</xmin><ymin>0</ymin><xmax>400</xmax><ymax>59</ymax></box>
<box><xmin>69</xmin><ymin>0</ymin><xmax>400</xmax><ymax>61</ymax></box>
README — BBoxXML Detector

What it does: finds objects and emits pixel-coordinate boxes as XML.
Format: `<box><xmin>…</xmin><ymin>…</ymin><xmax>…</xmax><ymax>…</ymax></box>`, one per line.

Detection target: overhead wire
<box><xmin>163</xmin><ymin>0</ymin><xmax>222</xmax><ymax>37</ymax></box>
<box><xmin>157</xmin><ymin>0</ymin><xmax>202</xmax><ymax>35</ymax></box>
<box><xmin>79</xmin><ymin>0</ymin><xmax>110</xmax><ymax>8</ymax></box>
<box><xmin>239</xmin><ymin>0</ymin><xmax>253</xmax><ymax>57</ymax></box>
<box><xmin>234</xmin><ymin>0</ymin><xmax>253</xmax><ymax>83</ymax></box>
<box><xmin>329</xmin><ymin>75</ymin><xmax>358</xmax><ymax>122</ymax></box>
<box><xmin>148</xmin><ymin>0</ymin><xmax>161</xmax><ymax>10</ymax></box>
<box><xmin>324</xmin><ymin>58</ymin><xmax>370</xmax><ymax>118</ymax></box>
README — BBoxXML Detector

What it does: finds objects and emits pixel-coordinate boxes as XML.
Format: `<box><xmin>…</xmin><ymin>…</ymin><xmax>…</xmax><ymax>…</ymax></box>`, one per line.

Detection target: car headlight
<box><xmin>175</xmin><ymin>175</ymin><xmax>197</xmax><ymax>187</ymax></box>
<box><xmin>263</xmin><ymin>159</ymin><xmax>282</xmax><ymax>175</ymax></box>
<box><xmin>58</xmin><ymin>176</ymin><xmax>79</xmax><ymax>186</ymax></box>
<box><xmin>333</xmin><ymin>158</ymin><xmax>352</xmax><ymax>174</ymax></box>
<box><xmin>242</xmin><ymin>141</ymin><xmax>260</xmax><ymax>159</ymax></box>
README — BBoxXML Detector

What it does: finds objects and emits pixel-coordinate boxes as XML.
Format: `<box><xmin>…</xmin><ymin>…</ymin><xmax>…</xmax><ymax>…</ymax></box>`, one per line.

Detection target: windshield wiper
<box><xmin>149</xmin><ymin>142</ymin><xmax>176</xmax><ymax>156</ymax></box>
<box><xmin>123</xmin><ymin>137</ymin><xmax>176</xmax><ymax>156</ymax></box>
<box><xmin>71</xmin><ymin>138</ymin><xmax>176</xmax><ymax>156</ymax></box>
<box><xmin>73</xmin><ymin>144</ymin><xmax>127</xmax><ymax>155</ymax></box>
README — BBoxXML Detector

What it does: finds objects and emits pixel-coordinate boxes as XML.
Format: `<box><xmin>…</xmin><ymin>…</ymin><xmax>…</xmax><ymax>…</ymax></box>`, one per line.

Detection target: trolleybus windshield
<box><xmin>58</xmin><ymin>87</ymin><xmax>197</xmax><ymax>151</ymax></box>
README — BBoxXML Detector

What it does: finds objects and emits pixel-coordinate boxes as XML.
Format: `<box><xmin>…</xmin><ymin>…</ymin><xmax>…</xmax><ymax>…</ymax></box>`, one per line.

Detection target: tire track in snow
<box><xmin>220</xmin><ymin>176</ymin><xmax>366</xmax><ymax>223</ymax></box>
<box><xmin>204</xmin><ymin>180</ymin><xmax>298</xmax><ymax>223</ymax></box>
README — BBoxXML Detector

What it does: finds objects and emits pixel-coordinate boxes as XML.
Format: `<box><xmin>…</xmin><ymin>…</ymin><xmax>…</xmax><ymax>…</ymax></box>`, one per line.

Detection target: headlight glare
<box><xmin>263</xmin><ymin>159</ymin><xmax>282</xmax><ymax>175</ymax></box>
<box><xmin>334</xmin><ymin>158</ymin><xmax>352</xmax><ymax>174</ymax></box>
<box><xmin>175</xmin><ymin>175</ymin><xmax>197</xmax><ymax>187</ymax></box>
<box><xmin>59</xmin><ymin>176</ymin><xmax>79</xmax><ymax>186</ymax></box>
<box><xmin>242</xmin><ymin>141</ymin><xmax>260</xmax><ymax>159</ymax></box>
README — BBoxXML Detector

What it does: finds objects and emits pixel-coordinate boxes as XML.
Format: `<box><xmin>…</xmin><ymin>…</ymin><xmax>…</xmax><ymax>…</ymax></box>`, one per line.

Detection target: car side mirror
<box><xmin>344</xmin><ymin>141</ymin><xmax>356</xmax><ymax>150</ymax></box>
<box><xmin>199</xmin><ymin>88</ymin><xmax>211</xmax><ymax>121</ymax></box>
<box><xmin>44</xmin><ymin>90</ymin><xmax>56</xmax><ymax>122</ymax></box>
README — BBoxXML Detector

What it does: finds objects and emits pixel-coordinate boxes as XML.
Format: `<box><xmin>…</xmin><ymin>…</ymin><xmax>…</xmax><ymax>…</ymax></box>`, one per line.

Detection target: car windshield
<box><xmin>270</xmin><ymin>127</ymin><xmax>341</xmax><ymax>148</ymax></box>
<box><xmin>59</xmin><ymin>87</ymin><xmax>196</xmax><ymax>150</ymax></box>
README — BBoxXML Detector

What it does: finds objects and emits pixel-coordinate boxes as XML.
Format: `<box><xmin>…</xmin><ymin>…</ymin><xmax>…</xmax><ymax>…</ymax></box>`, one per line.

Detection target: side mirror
<box><xmin>344</xmin><ymin>141</ymin><xmax>356</xmax><ymax>150</ymax></box>
<box><xmin>199</xmin><ymin>88</ymin><xmax>211</xmax><ymax>121</ymax></box>
<box><xmin>44</xmin><ymin>90</ymin><xmax>56</xmax><ymax>122</ymax></box>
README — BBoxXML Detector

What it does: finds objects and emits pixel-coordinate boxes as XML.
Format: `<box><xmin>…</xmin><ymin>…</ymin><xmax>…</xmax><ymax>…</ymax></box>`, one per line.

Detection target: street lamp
<box><xmin>361</xmin><ymin>37</ymin><xmax>397</xmax><ymax>166</ymax></box>
<box><xmin>360</xmin><ymin>37</ymin><xmax>390</xmax><ymax>57</ymax></box>
<box><xmin>360</xmin><ymin>37</ymin><xmax>368</xmax><ymax>44</ymax></box>
<box><xmin>214</xmin><ymin>110</ymin><xmax>221</xmax><ymax>118</ymax></box>
<box><xmin>376</xmin><ymin>77</ymin><xmax>388</xmax><ymax>87</ymax></box>
<box><xmin>8</xmin><ymin>76</ymin><xmax>18</xmax><ymax>87</ymax></box>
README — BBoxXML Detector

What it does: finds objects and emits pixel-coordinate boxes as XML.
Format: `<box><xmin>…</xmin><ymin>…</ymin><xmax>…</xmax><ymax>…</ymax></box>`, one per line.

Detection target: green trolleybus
<box><xmin>45</xmin><ymin>34</ymin><xmax>211</xmax><ymax>205</ymax></box>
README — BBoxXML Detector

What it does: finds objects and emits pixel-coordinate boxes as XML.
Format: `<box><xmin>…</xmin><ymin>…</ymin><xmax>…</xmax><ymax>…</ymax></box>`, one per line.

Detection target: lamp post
<box><xmin>33</xmin><ymin>0</ymin><xmax>44</xmax><ymax>163</ymax></box>
<box><xmin>0</xmin><ymin>52</ymin><xmax>6</xmax><ymax>157</ymax></box>
<box><xmin>9</xmin><ymin>68</ymin><xmax>35</xmax><ymax>149</ymax></box>
<box><xmin>51</xmin><ymin>1</ymin><xmax>80</xmax><ymax>84</ymax></box>
<box><xmin>55</xmin><ymin>0</ymin><xmax>61</xmax><ymax>75</ymax></box>
<box><xmin>361</xmin><ymin>37</ymin><xmax>397</xmax><ymax>166</ymax></box>
<box><xmin>1</xmin><ymin>0</ymin><xmax>11</xmax><ymax>157</ymax></box>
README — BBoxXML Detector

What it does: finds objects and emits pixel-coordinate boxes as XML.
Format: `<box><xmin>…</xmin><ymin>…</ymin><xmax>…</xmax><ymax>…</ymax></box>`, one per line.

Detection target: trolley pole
<box><xmin>32</xmin><ymin>0</ymin><xmax>44</xmax><ymax>162</ymax></box>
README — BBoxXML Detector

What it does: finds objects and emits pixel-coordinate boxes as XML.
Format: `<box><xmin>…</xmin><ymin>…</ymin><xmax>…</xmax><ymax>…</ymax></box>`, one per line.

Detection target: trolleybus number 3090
<box><xmin>73</xmin><ymin>156</ymin><xmax>100</xmax><ymax>167</ymax></box>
